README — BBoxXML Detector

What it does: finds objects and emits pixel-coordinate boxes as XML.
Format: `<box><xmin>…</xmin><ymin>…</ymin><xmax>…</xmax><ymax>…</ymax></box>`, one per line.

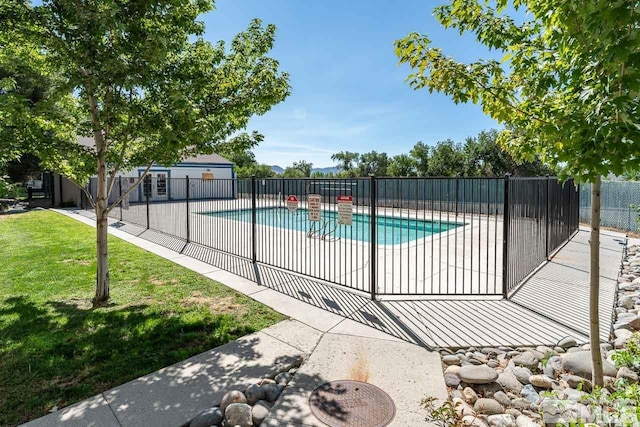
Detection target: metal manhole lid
<box><xmin>309</xmin><ymin>380</ymin><xmax>396</xmax><ymax>427</ymax></box>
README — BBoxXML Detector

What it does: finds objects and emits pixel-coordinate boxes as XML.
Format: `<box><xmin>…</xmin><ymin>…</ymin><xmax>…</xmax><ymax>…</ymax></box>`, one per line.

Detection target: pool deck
<box><xmin>59</xmin><ymin>207</ymin><xmax>627</xmax><ymax>348</ymax></box>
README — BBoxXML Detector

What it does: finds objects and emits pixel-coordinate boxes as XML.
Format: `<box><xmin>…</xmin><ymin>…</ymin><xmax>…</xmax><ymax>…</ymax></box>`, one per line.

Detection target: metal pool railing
<box><xmin>87</xmin><ymin>175</ymin><xmax>579</xmax><ymax>300</ymax></box>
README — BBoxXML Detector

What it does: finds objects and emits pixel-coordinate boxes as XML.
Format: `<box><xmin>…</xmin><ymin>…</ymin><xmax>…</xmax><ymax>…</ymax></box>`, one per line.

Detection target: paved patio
<box><xmin>63</xmin><ymin>208</ymin><xmax>625</xmax><ymax>348</ymax></box>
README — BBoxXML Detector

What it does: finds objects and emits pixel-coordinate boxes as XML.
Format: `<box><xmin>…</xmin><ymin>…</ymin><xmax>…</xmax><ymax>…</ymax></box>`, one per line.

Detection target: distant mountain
<box><xmin>270</xmin><ymin>165</ymin><xmax>341</xmax><ymax>175</ymax></box>
<box><xmin>270</xmin><ymin>165</ymin><xmax>284</xmax><ymax>174</ymax></box>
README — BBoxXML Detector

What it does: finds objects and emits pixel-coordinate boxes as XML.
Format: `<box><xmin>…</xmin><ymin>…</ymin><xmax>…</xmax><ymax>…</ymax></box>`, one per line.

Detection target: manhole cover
<box><xmin>309</xmin><ymin>380</ymin><xmax>396</xmax><ymax>427</ymax></box>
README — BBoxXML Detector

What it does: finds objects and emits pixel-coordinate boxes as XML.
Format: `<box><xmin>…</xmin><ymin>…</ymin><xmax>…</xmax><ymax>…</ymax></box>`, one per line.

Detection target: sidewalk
<box><xmin>23</xmin><ymin>321</ymin><xmax>446</xmax><ymax>427</ymax></box>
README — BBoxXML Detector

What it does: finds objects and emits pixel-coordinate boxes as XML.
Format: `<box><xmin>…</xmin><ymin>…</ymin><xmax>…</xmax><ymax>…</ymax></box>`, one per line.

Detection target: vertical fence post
<box><xmin>502</xmin><ymin>174</ymin><xmax>510</xmax><ymax>298</ymax></box>
<box><xmin>186</xmin><ymin>176</ymin><xmax>190</xmax><ymax>243</ymax></box>
<box><xmin>119</xmin><ymin>177</ymin><xmax>123</xmax><ymax>221</ymax></box>
<box><xmin>145</xmin><ymin>178</ymin><xmax>150</xmax><ymax>230</ymax></box>
<box><xmin>251</xmin><ymin>175</ymin><xmax>257</xmax><ymax>264</ymax></box>
<box><xmin>545</xmin><ymin>174</ymin><xmax>550</xmax><ymax>259</ymax></box>
<box><xmin>455</xmin><ymin>178</ymin><xmax>459</xmax><ymax>217</ymax></box>
<box><xmin>567</xmin><ymin>179</ymin><xmax>571</xmax><ymax>239</ymax></box>
<box><xmin>370</xmin><ymin>175</ymin><xmax>377</xmax><ymax>300</ymax></box>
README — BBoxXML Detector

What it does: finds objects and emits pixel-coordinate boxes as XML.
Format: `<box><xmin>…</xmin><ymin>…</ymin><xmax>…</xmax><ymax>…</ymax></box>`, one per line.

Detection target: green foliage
<box><xmin>612</xmin><ymin>333</ymin><xmax>640</xmax><ymax>370</ymax></box>
<box><xmin>283</xmin><ymin>160</ymin><xmax>313</xmax><ymax>178</ymax></box>
<box><xmin>388</xmin><ymin>153</ymin><xmax>417</xmax><ymax>177</ymax></box>
<box><xmin>235</xmin><ymin>163</ymin><xmax>276</xmax><ymax>179</ymax></box>
<box><xmin>1</xmin><ymin>0</ymin><xmax>290</xmax><ymax>186</ymax></box>
<box><xmin>395</xmin><ymin>0</ymin><xmax>640</xmax><ymax>182</ymax></box>
<box><xmin>329</xmin><ymin>129</ymin><xmax>551</xmax><ymax>177</ymax></box>
<box><xmin>331</xmin><ymin>151</ymin><xmax>360</xmax><ymax>176</ymax></box>
<box><xmin>421</xmin><ymin>396</ymin><xmax>464</xmax><ymax>427</ymax></box>
<box><xmin>0</xmin><ymin>176</ymin><xmax>20</xmax><ymax>199</ymax></box>
<box><xmin>356</xmin><ymin>151</ymin><xmax>389</xmax><ymax>176</ymax></box>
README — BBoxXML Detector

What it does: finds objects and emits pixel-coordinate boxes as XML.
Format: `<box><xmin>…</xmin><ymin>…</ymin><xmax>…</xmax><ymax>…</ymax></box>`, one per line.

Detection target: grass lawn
<box><xmin>0</xmin><ymin>210</ymin><xmax>285</xmax><ymax>426</ymax></box>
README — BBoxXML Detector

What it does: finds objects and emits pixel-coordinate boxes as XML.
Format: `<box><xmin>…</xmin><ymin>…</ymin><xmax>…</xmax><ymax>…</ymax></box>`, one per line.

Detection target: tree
<box><xmin>410</xmin><ymin>141</ymin><xmax>431</xmax><ymax>176</ymax></box>
<box><xmin>235</xmin><ymin>163</ymin><xmax>276</xmax><ymax>179</ymax></box>
<box><xmin>396</xmin><ymin>0</ymin><xmax>640</xmax><ymax>386</ymax></box>
<box><xmin>356</xmin><ymin>151</ymin><xmax>389</xmax><ymax>176</ymax></box>
<box><xmin>428</xmin><ymin>139</ymin><xmax>464</xmax><ymax>176</ymax></box>
<box><xmin>388</xmin><ymin>154</ymin><xmax>417</xmax><ymax>177</ymax></box>
<box><xmin>463</xmin><ymin>129</ymin><xmax>553</xmax><ymax>177</ymax></box>
<box><xmin>283</xmin><ymin>160</ymin><xmax>313</xmax><ymax>178</ymax></box>
<box><xmin>331</xmin><ymin>151</ymin><xmax>360</xmax><ymax>176</ymax></box>
<box><xmin>2</xmin><ymin>1</ymin><xmax>289</xmax><ymax>305</ymax></box>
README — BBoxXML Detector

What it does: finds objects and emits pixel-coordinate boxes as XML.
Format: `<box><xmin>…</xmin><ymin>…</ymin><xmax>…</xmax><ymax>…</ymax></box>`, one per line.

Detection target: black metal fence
<box><xmin>88</xmin><ymin>175</ymin><xmax>579</xmax><ymax>299</ymax></box>
<box><xmin>27</xmin><ymin>172</ymin><xmax>54</xmax><ymax>206</ymax></box>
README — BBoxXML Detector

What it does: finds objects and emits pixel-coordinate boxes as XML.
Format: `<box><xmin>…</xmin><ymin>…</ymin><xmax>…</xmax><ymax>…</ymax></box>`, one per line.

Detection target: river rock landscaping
<box><xmin>436</xmin><ymin>243</ymin><xmax>640</xmax><ymax>426</ymax></box>
<box><xmin>183</xmin><ymin>362</ymin><xmax>301</xmax><ymax>427</ymax></box>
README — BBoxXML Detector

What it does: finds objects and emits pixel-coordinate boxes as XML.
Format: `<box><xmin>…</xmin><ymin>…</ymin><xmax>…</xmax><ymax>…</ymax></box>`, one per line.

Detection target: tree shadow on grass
<box><xmin>0</xmin><ymin>295</ymin><xmax>264</xmax><ymax>426</ymax></box>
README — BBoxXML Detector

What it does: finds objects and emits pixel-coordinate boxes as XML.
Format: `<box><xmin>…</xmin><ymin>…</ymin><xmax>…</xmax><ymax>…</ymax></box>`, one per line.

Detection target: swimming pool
<box><xmin>202</xmin><ymin>207</ymin><xmax>462</xmax><ymax>245</ymax></box>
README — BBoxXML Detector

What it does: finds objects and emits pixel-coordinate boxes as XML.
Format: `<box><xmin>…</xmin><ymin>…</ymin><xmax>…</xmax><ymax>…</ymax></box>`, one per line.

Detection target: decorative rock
<box><xmin>529</xmin><ymin>374</ymin><xmax>553</xmax><ymax>389</ymax></box>
<box><xmin>259</xmin><ymin>378</ymin><xmax>276</xmax><ymax>386</ymax></box>
<box><xmin>463</xmin><ymin>386</ymin><xmax>478</xmax><ymax>404</ymax></box>
<box><xmin>512</xmin><ymin>367</ymin><xmax>532</xmax><ymax>385</ymax></box>
<box><xmin>487</xmin><ymin>414</ymin><xmax>516</xmax><ymax>427</ymax></box>
<box><xmin>619</xmin><ymin>296</ymin><xmax>635</xmax><ymax>309</ymax></box>
<box><xmin>557</xmin><ymin>336</ymin><xmax>578</xmax><ymax>349</ymax></box>
<box><xmin>617</xmin><ymin>366</ymin><xmax>639</xmax><ymax>383</ymax></box>
<box><xmin>561</xmin><ymin>351</ymin><xmax>617</xmax><ymax>379</ymax></box>
<box><xmin>475</xmin><ymin>382</ymin><xmax>503</xmax><ymax>398</ymax></box>
<box><xmin>190</xmin><ymin>407</ymin><xmax>223</xmax><ymax>427</ymax></box>
<box><xmin>542</xmin><ymin>356</ymin><xmax>562</xmax><ymax>378</ymax></box>
<box><xmin>244</xmin><ymin>384</ymin><xmax>265</xmax><ymax>406</ymax></box>
<box><xmin>473</xmin><ymin>398</ymin><xmax>504</xmax><ymax>415</ymax></box>
<box><xmin>453</xmin><ymin>397</ymin><xmax>476</xmax><ymax>418</ymax></box>
<box><xmin>516</xmin><ymin>415</ymin><xmax>539</xmax><ymax>427</ymax></box>
<box><xmin>262</xmin><ymin>383</ymin><xmax>284</xmax><ymax>402</ymax></box>
<box><xmin>251</xmin><ymin>400</ymin><xmax>272</xmax><ymax>426</ymax></box>
<box><xmin>445</xmin><ymin>374</ymin><xmax>461</xmax><ymax>387</ymax></box>
<box><xmin>461</xmin><ymin>415</ymin><xmax>489</xmax><ymax>426</ymax></box>
<box><xmin>564</xmin><ymin>375</ymin><xmax>592</xmax><ymax>392</ymax></box>
<box><xmin>497</xmin><ymin>371</ymin><xmax>523</xmax><ymax>394</ymax></box>
<box><xmin>492</xmin><ymin>391</ymin><xmax>511</xmax><ymax>408</ymax></box>
<box><xmin>520</xmin><ymin>384</ymin><xmax>540</xmax><ymax>405</ymax></box>
<box><xmin>443</xmin><ymin>355</ymin><xmax>462</xmax><ymax>365</ymax></box>
<box><xmin>510</xmin><ymin>398</ymin><xmax>531</xmax><ymax>410</ymax></box>
<box><xmin>445</xmin><ymin>365</ymin><xmax>461</xmax><ymax>376</ymax></box>
<box><xmin>459</xmin><ymin>365</ymin><xmax>499</xmax><ymax>384</ymax></box>
<box><xmin>274</xmin><ymin>372</ymin><xmax>291</xmax><ymax>386</ymax></box>
<box><xmin>225</xmin><ymin>403</ymin><xmax>252</xmax><ymax>427</ymax></box>
<box><xmin>512</xmin><ymin>352</ymin><xmax>539</xmax><ymax>369</ymax></box>
<box><xmin>220</xmin><ymin>390</ymin><xmax>247</xmax><ymax>413</ymax></box>
<box><xmin>615</xmin><ymin>329</ymin><xmax>634</xmax><ymax>340</ymax></box>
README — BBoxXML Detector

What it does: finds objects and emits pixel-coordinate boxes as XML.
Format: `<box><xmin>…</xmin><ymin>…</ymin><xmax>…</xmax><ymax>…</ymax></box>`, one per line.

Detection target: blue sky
<box><xmin>203</xmin><ymin>0</ymin><xmax>500</xmax><ymax>168</ymax></box>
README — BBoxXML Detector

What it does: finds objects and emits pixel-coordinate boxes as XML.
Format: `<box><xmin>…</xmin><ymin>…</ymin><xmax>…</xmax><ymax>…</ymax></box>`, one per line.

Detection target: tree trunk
<box><xmin>93</xmin><ymin>150</ymin><xmax>110</xmax><ymax>306</ymax></box>
<box><xmin>589</xmin><ymin>175</ymin><xmax>603</xmax><ymax>387</ymax></box>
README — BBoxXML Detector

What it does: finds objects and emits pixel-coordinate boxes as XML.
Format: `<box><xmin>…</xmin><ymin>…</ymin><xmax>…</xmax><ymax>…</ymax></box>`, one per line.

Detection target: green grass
<box><xmin>0</xmin><ymin>210</ymin><xmax>285</xmax><ymax>426</ymax></box>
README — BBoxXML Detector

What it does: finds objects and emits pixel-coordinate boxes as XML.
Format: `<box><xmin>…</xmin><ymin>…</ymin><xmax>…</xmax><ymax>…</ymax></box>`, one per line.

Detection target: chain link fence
<box><xmin>580</xmin><ymin>181</ymin><xmax>640</xmax><ymax>232</ymax></box>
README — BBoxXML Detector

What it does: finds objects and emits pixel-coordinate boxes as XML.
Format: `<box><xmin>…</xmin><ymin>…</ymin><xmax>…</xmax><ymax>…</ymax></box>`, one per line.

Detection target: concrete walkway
<box><xmin>23</xmin><ymin>319</ymin><xmax>446</xmax><ymax>427</ymax></box>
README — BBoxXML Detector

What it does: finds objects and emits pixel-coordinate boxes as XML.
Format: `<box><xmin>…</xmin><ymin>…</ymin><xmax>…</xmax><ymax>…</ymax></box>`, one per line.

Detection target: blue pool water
<box><xmin>202</xmin><ymin>207</ymin><xmax>462</xmax><ymax>245</ymax></box>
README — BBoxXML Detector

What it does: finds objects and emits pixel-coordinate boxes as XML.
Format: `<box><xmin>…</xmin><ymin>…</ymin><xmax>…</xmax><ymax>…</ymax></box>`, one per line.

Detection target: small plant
<box><xmin>421</xmin><ymin>395</ymin><xmax>464</xmax><ymax>427</ymax></box>
<box><xmin>612</xmin><ymin>333</ymin><xmax>640</xmax><ymax>370</ymax></box>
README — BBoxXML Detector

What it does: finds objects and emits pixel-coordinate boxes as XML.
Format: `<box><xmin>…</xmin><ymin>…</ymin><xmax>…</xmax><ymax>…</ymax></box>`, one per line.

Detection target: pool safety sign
<box><xmin>337</xmin><ymin>195</ymin><xmax>353</xmax><ymax>225</ymax></box>
<box><xmin>308</xmin><ymin>194</ymin><xmax>322</xmax><ymax>221</ymax></box>
<box><xmin>286</xmin><ymin>195</ymin><xmax>299</xmax><ymax>213</ymax></box>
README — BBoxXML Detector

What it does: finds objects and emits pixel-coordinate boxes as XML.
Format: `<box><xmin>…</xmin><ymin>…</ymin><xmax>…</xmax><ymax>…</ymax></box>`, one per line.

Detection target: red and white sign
<box><xmin>286</xmin><ymin>195</ymin><xmax>299</xmax><ymax>213</ymax></box>
<box><xmin>337</xmin><ymin>195</ymin><xmax>353</xmax><ymax>226</ymax></box>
